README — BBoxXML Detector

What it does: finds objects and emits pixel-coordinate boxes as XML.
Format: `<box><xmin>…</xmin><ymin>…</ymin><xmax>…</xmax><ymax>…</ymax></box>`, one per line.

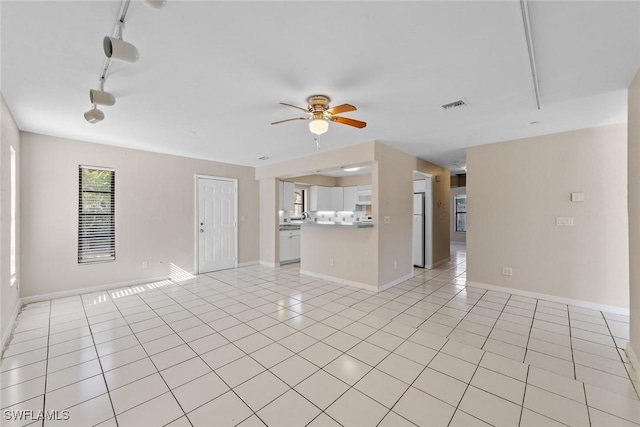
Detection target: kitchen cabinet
<box><xmin>279</xmin><ymin>181</ymin><xmax>295</xmax><ymax>212</ymax></box>
<box><xmin>310</xmin><ymin>186</ymin><xmax>331</xmax><ymax>211</ymax></box>
<box><xmin>283</xmin><ymin>182</ymin><xmax>295</xmax><ymax>212</ymax></box>
<box><xmin>343</xmin><ymin>186</ymin><xmax>358</xmax><ymax>211</ymax></box>
<box><xmin>357</xmin><ymin>185</ymin><xmax>372</xmax><ymax>205</ymax></box>
<box><xmin>279</xmin><ymin>229</ymin><xmax>300</xmax><ymax>263</ymax></box>
<box><xmin>330</xmin><ymin>187</ymin><xmax>344</xmax><ymax>211</ymax></box>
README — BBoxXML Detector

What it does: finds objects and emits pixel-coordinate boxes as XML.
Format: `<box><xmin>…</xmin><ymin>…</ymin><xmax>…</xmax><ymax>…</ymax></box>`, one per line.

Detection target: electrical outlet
<box><xmin>393</xmin><ymin>261</ymin><xmax>397</xmax><ymax>270</ymax></box>
<box><xmin>502</xmin><ymin>267</ymin><xmax>513</xmax><ymax>276</ymax></box>
<box><xmin>142</xmin><ymin>261</ymin><xmax>148</xmax><ymax>269</ymax></box>
<box><xmin>556</xmin><ymin>217</ymin><xmax>574</xmax><ymax>226</ymax></box>
<box><xmin>329</xmin><ymin>258</ymin><xmax>334</xmax><ymax>267</ymax></box>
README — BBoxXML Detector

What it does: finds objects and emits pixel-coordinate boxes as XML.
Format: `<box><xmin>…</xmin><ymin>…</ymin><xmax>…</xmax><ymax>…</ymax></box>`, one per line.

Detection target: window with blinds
<box><xmin>78</xmin><ymin>166</ymin><xmax>115</xmax><ymax>263</ymax></box>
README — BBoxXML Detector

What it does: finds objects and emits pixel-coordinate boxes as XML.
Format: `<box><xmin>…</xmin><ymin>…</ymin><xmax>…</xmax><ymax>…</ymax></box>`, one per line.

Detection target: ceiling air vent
<box><xmin>441</xmin><ymin>99</ymin><xmax>469</xmax><ymax>110</ymax></box>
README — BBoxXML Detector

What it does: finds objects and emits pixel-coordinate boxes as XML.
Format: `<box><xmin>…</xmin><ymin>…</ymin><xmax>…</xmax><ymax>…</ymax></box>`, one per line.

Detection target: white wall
<box><xmin>628</xmin><ymin>69</ymin><xmax>640</xmax><ymax>362</ymax></box>
<box><xmin>467</xmin><ymin>123</ymin><xmax>629</xmax><ymax>309</ymax></box>
<box><xmin>451</xmin><ymin>186</ymin><xmax>467</xmax><ymax>244</ymax></box>
<box><xmin>1</xmin><ymin>94</ymin><xmax>21</xmax><ymax>343</ymax></box>
<box><xmin>20</xmin><ymin>132</ymin><xmax>259</xmax><ymax>298</ymax></box>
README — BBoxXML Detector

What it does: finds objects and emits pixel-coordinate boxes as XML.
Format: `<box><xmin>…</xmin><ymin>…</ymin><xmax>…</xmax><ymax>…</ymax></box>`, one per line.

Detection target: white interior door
<box><xmin>197</xmin><ymin>177</ymin><xmax>237</xmax><ymax>273</ymax></box>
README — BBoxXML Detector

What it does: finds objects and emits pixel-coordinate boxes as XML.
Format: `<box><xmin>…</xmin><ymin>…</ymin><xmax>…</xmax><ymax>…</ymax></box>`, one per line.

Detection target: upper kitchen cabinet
<box><xmin>357</xmin><ymin>185</ymin><xmax>372</xmax><ymax>205</ymax></box>
<box><xmin>279</xmin><ymin>181</ymin><xmax>295</xmax><ymax>212</ymax></box>
<box><xmin>330</xmin><ymin>187</ymin><xmax>344</xmax><ymax>211</ymax></box>
<box><xmin>343</xmin><ymin>186</ymin><xmax>358</xmax><ymax>211</ymax></box>
<box><xmin>310</xmin><ymin>185</ymin><xmax>331</xmax><ymax>211</ymax></box>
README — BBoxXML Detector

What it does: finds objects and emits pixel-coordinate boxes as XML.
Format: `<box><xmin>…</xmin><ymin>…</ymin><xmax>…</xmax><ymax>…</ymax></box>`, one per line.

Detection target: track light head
<box><xmin>90</xmin><ymin>89</ymin><xmax>116</xmax><ymax>106</ymax></box>
<box><xmin>142</xmin><ymin>0</ymin><xmax>167</xmax><ymax>9</ymax></box>
<box><xmin>84</xmin><ymin>107</ymin><xmax>105</xmax><ymax>124</ymax></box>
<box><xmin>103</xmin><ymin>36</ymin><xmax>139</xmax><ymax>62</ymax></box>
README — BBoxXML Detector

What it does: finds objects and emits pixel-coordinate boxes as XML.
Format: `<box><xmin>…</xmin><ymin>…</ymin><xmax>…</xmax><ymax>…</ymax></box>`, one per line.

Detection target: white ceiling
<box><xmin>2</xmin><ymin>1</ymin><xmax>639</xmax><ymax>170</ymax></box>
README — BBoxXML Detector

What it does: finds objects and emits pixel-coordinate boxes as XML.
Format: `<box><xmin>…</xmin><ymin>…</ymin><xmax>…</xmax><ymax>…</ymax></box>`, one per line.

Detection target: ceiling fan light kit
<box><xmin>272</xmin><ymin>94</ymin><xmax>367</xmax><ymax>146</ymax></box>
<box><xmin>309</xmin><ymin>118</ymin><xmax>329</xmax><ymax>135</ymax></box>
<box><xmin>84</xmin><ymin>0</ymin><xmax>164</xmax><ymax>124</ymax></box>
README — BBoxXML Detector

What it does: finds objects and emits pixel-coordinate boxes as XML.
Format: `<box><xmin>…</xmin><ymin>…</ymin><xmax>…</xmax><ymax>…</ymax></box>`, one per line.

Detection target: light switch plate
<box><xmin>571</xmin><ymin>192</ymin><xmax>585</xmax><ymax>202</ymax></box>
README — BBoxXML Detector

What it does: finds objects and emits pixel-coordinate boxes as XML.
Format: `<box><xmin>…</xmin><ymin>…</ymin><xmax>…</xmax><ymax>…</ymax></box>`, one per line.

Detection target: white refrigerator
<box><xmin>413</xmin><ymin>193</ymin><xmax>425</xmax><ymax>267</ymax></box>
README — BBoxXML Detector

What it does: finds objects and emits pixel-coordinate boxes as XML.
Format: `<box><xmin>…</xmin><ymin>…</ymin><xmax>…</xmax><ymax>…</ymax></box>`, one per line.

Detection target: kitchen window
<box><xmin>455</xmin><ymin>194</ymin><xmax>466</xmax><ymax>232</ymax></box>
<box><xmin>78</xmin><ymin>166</ymin><xmax>115</xmax><ymax>263</ymax></box>
<box><xmin>293</xmin><ymin>190</ymin><xmax>305</xmax><ymax>217</ymax></box>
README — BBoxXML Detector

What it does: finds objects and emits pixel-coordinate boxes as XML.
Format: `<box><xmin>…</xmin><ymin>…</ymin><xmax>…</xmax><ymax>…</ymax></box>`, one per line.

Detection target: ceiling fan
<box><xmin>271</xmin><ymin>95</ymin><xmax>367</xmax><ymax>135</ymax></box>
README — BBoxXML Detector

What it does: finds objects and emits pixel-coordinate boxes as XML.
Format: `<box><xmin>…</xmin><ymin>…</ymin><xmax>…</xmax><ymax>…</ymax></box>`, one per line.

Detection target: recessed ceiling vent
<box><xmin>441</xmin><ymin>99</ymin><xmax>469</xmax><ymax>110</ymax></box>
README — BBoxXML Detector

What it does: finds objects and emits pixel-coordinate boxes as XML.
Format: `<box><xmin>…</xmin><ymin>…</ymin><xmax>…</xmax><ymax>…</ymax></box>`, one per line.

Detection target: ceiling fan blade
<box><xmin>327</xmin><ymin>104</ymin><xmax>357</xmax><ymax>115</ymax></box>
<box><xmin>271</xmin><ymin>117</ymin><xmax>309</xmax><ymax>125</ymax></box>
<box><xmin>331</xmin><ymin>116</ymin><xmax>367</xmax><ymax>129</ymax></box>
<box><xmin>280</xmin><ymin>102</ymin><xmax>309</xmax><ymax>113</ymax></box>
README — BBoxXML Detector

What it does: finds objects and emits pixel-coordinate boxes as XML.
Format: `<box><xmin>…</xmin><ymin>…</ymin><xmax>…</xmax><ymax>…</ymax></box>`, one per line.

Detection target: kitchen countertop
<box><xmin>279</xmin><ymin>224</ymin><xmax>301</xmax><ymax>230</ymax></box>
<box><xmin>303</xmin><ymin>221</ymin><xmax>374</xmax><ymax>228</ymax></box>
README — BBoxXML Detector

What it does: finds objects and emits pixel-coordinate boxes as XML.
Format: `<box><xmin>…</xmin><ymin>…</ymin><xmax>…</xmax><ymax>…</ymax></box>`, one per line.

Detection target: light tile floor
<box><xmin>1</xmin><ymin>245</ymin><xmax>639</xmax><ymax>426</ymax></box>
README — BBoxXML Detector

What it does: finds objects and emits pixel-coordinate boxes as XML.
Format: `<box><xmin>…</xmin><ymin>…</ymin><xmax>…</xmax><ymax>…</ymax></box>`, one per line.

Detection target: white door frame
<box><xmin>194</xmin><ymin>175</ymin><xmax>238</xmax><ymax>274</ymax></box>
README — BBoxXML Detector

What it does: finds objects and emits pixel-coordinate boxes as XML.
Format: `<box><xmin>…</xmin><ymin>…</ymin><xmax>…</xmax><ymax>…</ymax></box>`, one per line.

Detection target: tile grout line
<box><xmin>39</xmin><ymin>300</ymin><xmax>52</xmax><ymax>427</ymax></box>
<box><xmin>445</xmin><ymin>349</ymin><xmax>486</xmax><ymax>427</ymax></box>
<box><xmin>522</xmin><ymin>298</ymin><xmax>540</xmax><ymax>366</ymax></box>
<box><xmin>567</xmin><ymin>305</ymin><xmax>577</xmax><ymax>380</ymax></box>
<box><xmin>517</xmin><ymin>364</ymin><xmax>531</xmax><ymax>427</ymax></box>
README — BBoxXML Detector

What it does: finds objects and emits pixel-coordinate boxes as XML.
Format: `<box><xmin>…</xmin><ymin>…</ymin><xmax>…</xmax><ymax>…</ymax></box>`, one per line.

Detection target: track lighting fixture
<box><xmin>103</xmin><ymin>36</ymin><xmax>139</xmax><ymax>62</ymax></box>
<box><xmin>84</xmin><ymin>106</ymin><xmax>105</xmax><ymax>124</ymax></box>
<box><xmin>90</xmin><ymin>88</ymin><xmax>116</xmax><ymax>106</ymax></box>
<box><xmin>83</xmin><ymin>0</ymin><xmax>164</xmax><ymax>123</ymax></box>
<box><xmin>90</xmin><ymin>77</ymin><xmax>116</xmax><ymax>106</ymax></box>
<box><xmin>142</xmin><ymin>0</ymin><xmax>167</xmax><ymax>9</ymax></box>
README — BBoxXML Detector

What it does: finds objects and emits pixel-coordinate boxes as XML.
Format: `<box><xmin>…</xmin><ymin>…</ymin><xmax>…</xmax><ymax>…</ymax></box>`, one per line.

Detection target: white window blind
<box><xmin>78</xmin><ymin>166</ymin><xmax>115</xmax><ymax>263</ymax></box>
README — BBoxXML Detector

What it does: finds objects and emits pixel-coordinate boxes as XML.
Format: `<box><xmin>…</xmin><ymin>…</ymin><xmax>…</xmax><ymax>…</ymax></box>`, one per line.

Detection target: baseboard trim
<box><xmin>237</xmin><ymin>261</ymin><xmax>258</xmax><ymax>268</ymax></box>
<box><xmin>21</xmin><ymin>276</ymin><xmax>170</xmax><ymax>305</ymax></box>
<box><xmin>378</xmin><ymin>273</ymin><xmax>414</xmax><ymax>292</ymax></box>
<box><xmin>466</xmin><ymin>280</ymin><xmax>629</xmax><ymax>315</ymax></box>
<box><xmin>426</xmin><ymin>257</ymin><xmax>451</xmax><ymax>269</ymax></box>
<box><xmin>1</xmin><ymin>298</ymin><xmax>24</xmax><ymax>356</ymax></box>
<box><xmin>626</xmin><ymin>343</ymin><xmax>640</xmax><ymax>383</ymax></box>
<box><xmin>259</xmin><ymin>261</ymin><xmax>276</xmax><ymax>268</ymax></box>
<box><xmin>299</xmin><ymin>269</ymin><xmax>378</xmax><ymax>292</ymax></box>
